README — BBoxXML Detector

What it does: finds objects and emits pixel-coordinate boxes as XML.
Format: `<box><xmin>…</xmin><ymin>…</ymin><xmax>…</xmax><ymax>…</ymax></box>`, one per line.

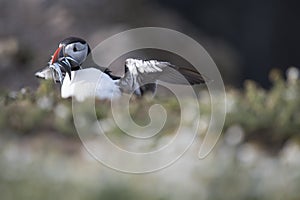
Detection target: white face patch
<box><xmin>64</xmin><ymin>42</ymin><xmax>89</xmax><ymax>65</ymax></box>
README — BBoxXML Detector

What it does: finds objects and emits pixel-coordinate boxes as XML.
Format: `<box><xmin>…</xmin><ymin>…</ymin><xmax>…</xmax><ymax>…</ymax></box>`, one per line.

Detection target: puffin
<box><xmin>35</xmin><ymin>37</ymin><xmax>207</xmax><ymax>101</ymax></box>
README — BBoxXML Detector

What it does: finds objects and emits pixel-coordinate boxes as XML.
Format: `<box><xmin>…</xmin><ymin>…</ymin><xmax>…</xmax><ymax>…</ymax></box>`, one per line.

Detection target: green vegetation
<box><xmin>0</xmin><ymin>68</ymin><xmax>300</xmax><ymax>200</ymax></box>
<box><xmin>1</xmin><ymin>69</ymin><xmax>300</xmax><ymax>148</ymax></box>
<box><xmin>225</xmin><ymin>69</ymin><xmax>300</xmax><ymax>152</ymax></box>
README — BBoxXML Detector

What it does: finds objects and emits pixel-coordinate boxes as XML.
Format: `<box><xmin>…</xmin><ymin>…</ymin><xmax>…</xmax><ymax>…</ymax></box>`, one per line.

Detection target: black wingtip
<box><xmin>177</xmin><ymin>68</ymin><xmax>208</xmax><ymax>85</ymax></box>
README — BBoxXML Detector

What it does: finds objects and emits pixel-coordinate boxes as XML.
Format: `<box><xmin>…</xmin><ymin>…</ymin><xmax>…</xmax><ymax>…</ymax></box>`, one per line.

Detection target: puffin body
<box><xmin>61</xmin><ymin>68</ymin><xmax>121</xmax><ymax>101</ymax></box>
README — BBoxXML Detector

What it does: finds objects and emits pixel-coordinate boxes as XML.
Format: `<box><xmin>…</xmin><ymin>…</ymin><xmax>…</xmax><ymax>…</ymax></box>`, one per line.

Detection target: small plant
<box><xmin>225</xmin><ymin>68</ymin><xmax>300</xmax><ymax>152</ymax></box>
<box><xmin>1</xmin><ymin>68</ymin><xmax>299</xmax><ymax>151</ymax></box>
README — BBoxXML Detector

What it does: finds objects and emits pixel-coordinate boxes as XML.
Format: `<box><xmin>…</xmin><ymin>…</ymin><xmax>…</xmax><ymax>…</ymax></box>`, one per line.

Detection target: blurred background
<box><xmin>1</xmin><ymin>0</ymin><xmax>300</xmax><ymax>199</ymax></box>
<box><xmin>1</xmin><ymin>0</ymin><xmax>300</xmax><ymax>90</ymax></box>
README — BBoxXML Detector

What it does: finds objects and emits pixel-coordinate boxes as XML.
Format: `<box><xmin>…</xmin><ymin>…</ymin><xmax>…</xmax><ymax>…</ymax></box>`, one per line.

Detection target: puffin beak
<box><xmin>51</xmin><ymin>45</ymin><xmax>64</xmax><ymax>64</ymax></box>
<box><xmin>50</xmin><ymin>44</ymin><xmax>71</xmax><ymax>81</ymax></box>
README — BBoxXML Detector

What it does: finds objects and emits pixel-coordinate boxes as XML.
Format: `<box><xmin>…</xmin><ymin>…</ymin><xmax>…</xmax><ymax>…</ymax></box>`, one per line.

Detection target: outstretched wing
<box><xmin>118</xmin><ymin>58</ymin><xmax>208</xmax><ymax>96</ymax></box>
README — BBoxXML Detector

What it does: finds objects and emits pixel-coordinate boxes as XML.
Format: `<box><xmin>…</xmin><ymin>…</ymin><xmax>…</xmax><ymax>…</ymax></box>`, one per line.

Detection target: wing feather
<box><xmin>118</xmin><ymin>58</ymin><xmax>208</xmax><ymax>95</ymax></box>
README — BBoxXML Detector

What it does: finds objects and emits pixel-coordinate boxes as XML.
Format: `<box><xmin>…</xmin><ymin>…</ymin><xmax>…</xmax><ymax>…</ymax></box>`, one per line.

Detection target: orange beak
<box><xmin>51</xmin><ymin>46</ymin><xmax>63</xmax><ymax>64</ymax></box>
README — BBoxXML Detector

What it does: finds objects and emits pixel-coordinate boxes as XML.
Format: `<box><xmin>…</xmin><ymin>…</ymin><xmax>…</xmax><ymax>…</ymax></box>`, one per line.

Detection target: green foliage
<box><xmin>0</xmin><ymin>81</ymin><xmax>183</xmax><ymax>138</ymax></box>
<box><xmin>1</xmin><ymin>68</ymin><xmax>300</xmax><ymax>149</ymax></box>
<box><xmin>0</xmin><ymin>81</ymin><xmax>74</xmax><ymax>136</ymax></box>
<box><xmin>225</xmin><ymin>69</ymin><xmax>300</xmax><ymax>150</ymax></box>
<box><xmin>0</xmin><ymin>68</ymin><xmax>300</xmax><ymax>200</ymax></box>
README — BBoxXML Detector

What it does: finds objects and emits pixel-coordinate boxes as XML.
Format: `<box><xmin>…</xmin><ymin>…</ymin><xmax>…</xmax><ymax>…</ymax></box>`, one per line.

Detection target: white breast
<box><xmin>61</xmin><ymin>68</ymin><xmax>121</xmax><ymax>101</ymax></box>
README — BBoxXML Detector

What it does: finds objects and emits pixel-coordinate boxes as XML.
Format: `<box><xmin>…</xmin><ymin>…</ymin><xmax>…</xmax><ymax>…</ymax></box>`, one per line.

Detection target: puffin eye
<box><xmin>73</xmin><ymin>46</ymin><xmax>78</xmax><ymax>52</ymax></box>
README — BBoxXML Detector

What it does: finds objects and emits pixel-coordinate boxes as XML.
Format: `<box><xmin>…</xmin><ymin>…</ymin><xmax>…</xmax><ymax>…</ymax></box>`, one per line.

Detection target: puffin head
<box><xmin>37</xmin><ymin>37</ymin><xmax>91</xmax><ymax>83</ymax></box>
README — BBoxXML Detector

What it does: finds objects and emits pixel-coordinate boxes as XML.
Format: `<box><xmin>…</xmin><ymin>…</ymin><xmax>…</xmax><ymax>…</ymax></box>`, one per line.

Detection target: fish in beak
<box><xmin>49</xmin><ymin>62</ymin><xmax>64</xmax><ymax>84</ymax></box>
